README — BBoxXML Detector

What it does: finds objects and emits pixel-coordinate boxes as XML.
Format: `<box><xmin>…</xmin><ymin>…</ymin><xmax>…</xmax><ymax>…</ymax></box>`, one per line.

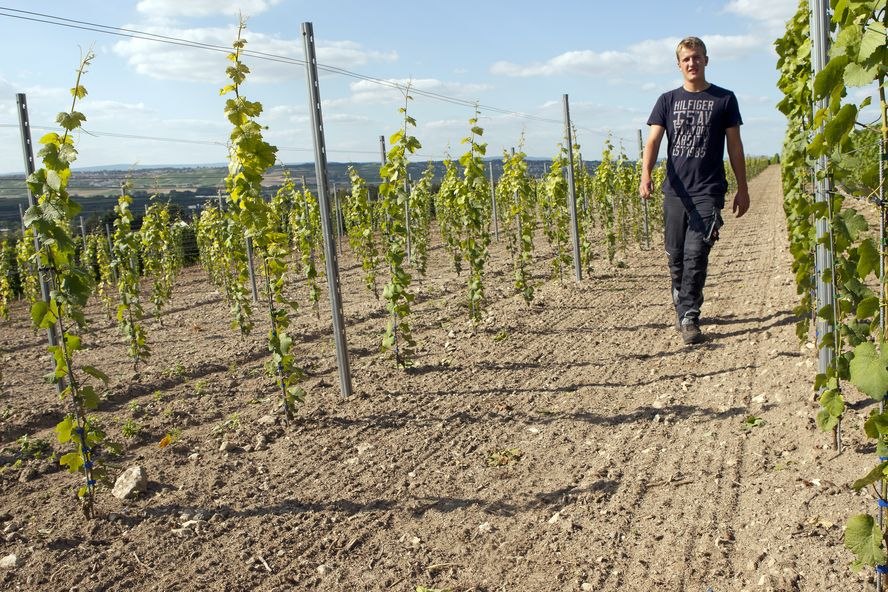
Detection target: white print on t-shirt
<box><xmin>671</xmin><ymin>98</ymin><xmax>714</xmax><ymax>159</ymax></box>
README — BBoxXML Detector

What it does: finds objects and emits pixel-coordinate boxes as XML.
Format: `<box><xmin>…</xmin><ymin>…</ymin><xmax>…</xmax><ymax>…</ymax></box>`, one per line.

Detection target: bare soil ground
<box><xmin>0</xmin><ymin>165</ymin><xmax>879</xmax><ymax>591</ymax></box>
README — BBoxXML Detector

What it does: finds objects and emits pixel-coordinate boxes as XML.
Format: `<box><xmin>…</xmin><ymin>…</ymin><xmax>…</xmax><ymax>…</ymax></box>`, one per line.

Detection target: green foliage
<box><xmin>741</xmin><ymin>415</ymin><xmax>765</xmax><ymax>430</ymax></box>
<box><xmin>9</xmin><ymin>434</ymin><xmax>52</xmax><ymax>465</ymax></box>
<box><xmin>87</xmin><ymin>232</ymin><xmax>115</xmax><ymax>317</ymax></box>
<box><xmin>409</xmin><ymin>162</ymin><xmax>436</xmax><ymax>276</ymax></box>
<box><xmin>777</xmin><ymin>0</ymin><xmax>888</xmax><ymax>574</ymax></box>
<box><xmin>112</xmin><ymin>185</ymin><xmax>150</xmax><ymax>366</ymax></box>
<box><xmin>221</xmin><ymin>21</ymin><xmax>303</xmax><ymax>419</ymax></box>
<box><xmin>24</xmin><ymin>51</ymin><xmax>108</xmax><ymax>518</ymax></box>
<box><xmin>539</xmin><ymin>146</ymin><xmax>572</xmax><ymax>281</ymax></box>
<box><xmin>120</xmin><ymin>418</ymin><xmax>142</xmax><ymax>439</ymax></box>
<box><xmin>845</xmin><ymin>514</ymin><xmax>887</xmax><ymax>571</ymax></box>
<box><xmin>850</xmin><ymin>341</ymin><xmax>888</xmax><ymax>401</ymax></box>
<box><xmin>195</xmin><ymin>204</ymin><xmax>254</xmax><ymax>335</ymax></box>
<box><xmin>289</xmin><ymin>181</ymin><xmax>323</xmax><ymax>316</ymax></box>
<box><xmin>0</xmin><ymin>240</ymin><xmax>13</xmax><ymax>319</ymax></box>
<box><xmin>378</xmin><ymin>92</ymin><xmax>419</xmax><ymax>367</ymax></box>
<box><xmin>140</xmin><ymin>201</ymin><xmax>184</xmax><ymax>319</ymax></box>
<box><xmin>15</xmin><ymin>228</ymin><xmax>40</xmax><ymax>305</ymax></box>
<box><xmin>589</xmin><ymin>138</ymin><xmax>618</xmax><ymax>265</ymax></box>
<box><xmin>435</xmin><ymin>157</ymin><xmax>463</xmax><ymax>275</ymax></box>
<box><xmin>486</xmin><ymin>447</ymin><xmax>523</xmax><ymax>467</ymax></box>
<box><xmin>496</xmin><ymin>145</ymin><xmax>536</xmax><ymax>304</ymax></box>
<box><xmin>456</xmin><ymin>110</ymin><xmax>491</xmax><ymax>323</ymax></box>
<box><xmin>345</xmin><ymin>167</ymin><xmax>380</xmax><ymax>298</ymax></box>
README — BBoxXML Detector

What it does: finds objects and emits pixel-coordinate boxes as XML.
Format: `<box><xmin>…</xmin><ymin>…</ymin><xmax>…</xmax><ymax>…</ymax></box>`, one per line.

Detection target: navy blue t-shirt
<box><xmin>647</xmin><ymin>84</ymin><xmax>742</xmax><ymax>203</ymax></box>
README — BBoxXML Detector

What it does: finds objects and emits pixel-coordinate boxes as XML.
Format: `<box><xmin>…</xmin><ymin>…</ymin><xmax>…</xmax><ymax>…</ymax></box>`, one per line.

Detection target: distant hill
<box><xmin>0</xmin><ymin>158</ymin><xmax>601</xmax><ymax>233</ymax></box>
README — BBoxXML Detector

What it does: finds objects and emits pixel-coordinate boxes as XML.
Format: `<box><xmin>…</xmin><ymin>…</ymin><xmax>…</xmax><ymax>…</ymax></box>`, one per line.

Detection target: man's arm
<box><xmin>639</xmin><ymin>124</ymin><xmax>665</xmax><ymax>200</ymax></box>
<box><xmin>726</xmin><ymin>126</ymin><xmax>749</xmax><ymax>217</ymax></box>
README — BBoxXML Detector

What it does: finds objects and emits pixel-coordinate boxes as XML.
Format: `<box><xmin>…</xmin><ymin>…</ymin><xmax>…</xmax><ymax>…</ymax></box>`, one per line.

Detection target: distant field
<box><xmin>0</xmin><ymin>159</ymin><xmax>584</xmax><ymax>234</ymax></box>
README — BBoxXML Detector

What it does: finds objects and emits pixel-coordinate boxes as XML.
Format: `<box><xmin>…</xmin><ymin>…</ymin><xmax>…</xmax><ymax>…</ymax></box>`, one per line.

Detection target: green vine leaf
<box><xmin>849</xmin><ymin>342</ymin><xmax>888</xmax><ymax>400</ymax></box>
<box><xmin>56</xmin><ymin>416</ymin><xmax>75</xmax><ymax>443</ymax></box>
<box><xmin>864</xmin><ymin>413</ymin><xmax>888</xmax><ymax>440</ymax></box>
<box><xmin>59</xmin><ymin>451</ymin><xmax>84</xmax><ymax>473</ymax></box>
<box><xmin>843</xmin><ymin>62</ymin><xmax>877</xmax><ymax>87</ymax></box>
<box><xmin>823</xmin><ymin>103</ymin><xmax>856</xmax><ymax>146</ymax></box>
<box><xmin>856</xmin><ymin>296</ymin><xmax>879</xmax><ymax>320</ymax></box>
<box><xmin>812</xmin><ymin>55</ymin><xmax>848</xmax><ymax>99</ymax></box>
<box><xmin>845</xmin><ymin>514</ymin><xmax>887</xmax><ymax>569</ymax></box>
<box><xmin>856</xmin><ymin>238</ymin><xmax>879</xmax><ymax>279</ymax></box>
<box><xmin>858</xmin><ymin>23</ymin><xmax>886</xmax><ymax>61</ymax></box>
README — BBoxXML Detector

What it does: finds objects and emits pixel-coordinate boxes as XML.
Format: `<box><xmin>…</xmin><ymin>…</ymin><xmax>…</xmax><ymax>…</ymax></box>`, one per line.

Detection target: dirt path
<box><xmin>0</xmin><ymin>165</ymin><xmax>878</xmax><ymax>591</ymax></box>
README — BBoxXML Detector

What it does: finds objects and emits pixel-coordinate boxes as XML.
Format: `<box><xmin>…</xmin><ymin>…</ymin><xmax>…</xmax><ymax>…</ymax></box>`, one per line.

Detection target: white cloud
<box><xmin>490</xmin><ymin>34</ymin><xmax>759</xmax><ymax>78</ymax></box>
<box><xmin>347</xmin><ymin>78</ymin><xmax>491</xmax><ymax>106</ymax></box>
<box><xmin>136</xmin><ymin>0</ymin><xmax>282</xmax><ymax>19</ymax></box>
<box><xmin>317</xmin><ymin>41</ymin><xmax>397</xmax><ymax>69</ymax></box>
<box><xmin>113</xmin><ymin>26</ymin><xmax>241</xmax><ymax>83</ymax></box>
<box><xmin>424</xmin><ymin>119</ymin><xmax>466</xmax><ymax>130</ymax></box>
<box><xmin>85</xmin><ymin>100</ymin><xmax>155</xmax><ymax>121</ymax></box>
<box><xmin>724</xmin><ymin>0</ymin><xmax>797</xmax><ymax>33</ymax></box>
<box><xmin>113</xmin><ymin>26</ymin><xmax>396</xmax><ymax>84</ymax></box>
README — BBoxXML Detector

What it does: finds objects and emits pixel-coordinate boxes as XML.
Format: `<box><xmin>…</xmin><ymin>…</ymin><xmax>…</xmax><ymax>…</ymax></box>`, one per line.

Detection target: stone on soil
<box><xmin>112</xmin><ymin>466</ymin><xmax>147</xmax><ymax>500</ymax></box>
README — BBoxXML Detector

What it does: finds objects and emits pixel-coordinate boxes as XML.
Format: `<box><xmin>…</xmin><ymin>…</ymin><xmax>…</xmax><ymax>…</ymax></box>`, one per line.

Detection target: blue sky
<box><xmin>0</xmin><ymin>0</ymin><xmax>810</xmax><ymax>173</ymax></box>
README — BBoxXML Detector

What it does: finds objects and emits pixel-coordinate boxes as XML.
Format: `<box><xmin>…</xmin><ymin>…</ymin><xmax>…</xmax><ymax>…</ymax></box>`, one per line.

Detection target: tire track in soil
<box><xmin>480</xmin><ymin>258</ymin><xmax>687</xmax><ymax>588</ymax></box>
<box><xmin>585</xmin><ymin>166</ymin><xmax>785</xmax><ymax>592</ymax></box>
<box><xmin>697</xmin><ymin>168</ymin><xmax>784</xmax><ymax>589</ymax></box>
<box><xmin>281</xmin><ymin>239</ymin><xmax>679</xmax><ymax>586</ymax></box>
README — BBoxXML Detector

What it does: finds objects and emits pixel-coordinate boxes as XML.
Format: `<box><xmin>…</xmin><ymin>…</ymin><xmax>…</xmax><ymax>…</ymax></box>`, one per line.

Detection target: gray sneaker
<box><xmin>681</xmin><ymin>321</ymin><xmax>704</xmax><ymax>345</ymax></box>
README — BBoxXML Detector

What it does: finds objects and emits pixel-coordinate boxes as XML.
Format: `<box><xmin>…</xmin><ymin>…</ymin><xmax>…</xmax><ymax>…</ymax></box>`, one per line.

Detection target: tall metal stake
<box><xmin>379</xmin><ymin>136</ymin><xmax>390</xmax><ymax>228</ymax></box>
<box><xmin>563</xmin><ymin>94</ymin><xmax>582</xmax><ymax>282</ymax></box>
<box><xmin>17</xmin><ymin>93</ymin><xmax>63</xmax><ymax>391</ymax></box>
<box><xmin>379</xmin><ymin>136</ymin><xmax>386</xmax><ymax>172</ymax></box>
<box><xmin>810</xmin><ymin>0</ymin><xmax>838</xmax><ymax>442</ymax></box>
<box><xmin>302</xmin><ymin>21</ymin><xmax>353</xmax><ymax>398</ymax></box>
<box><xmin>638</xmin><ymin>129</ymin><xmax>651</xmax><ymax>250</ymax></box>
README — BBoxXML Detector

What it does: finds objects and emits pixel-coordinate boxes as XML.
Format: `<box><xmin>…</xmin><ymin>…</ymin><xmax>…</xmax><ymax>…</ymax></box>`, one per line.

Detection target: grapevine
<box><xmin>456</xmin><ymin>110</ymin><xmax>491</xmax><ymax>323</ymax></box>
<box><xmin>378</xmin><ymin>92</ymin><xmax>419</xmax><ymax>367</ymax></box>
<box><xmin>140</xmin><ymin>201</ymin><xmax>181</xmax><ymax>320</ymax></box>
<box><xmin>409</xmin><ymin>161</ymin><xmax>435</xmax><ymax>277</ymax></box>
<box><xmin>111</xmin><ymin>184</ymin><xmax>150</xmax><ymax>366</ymax></box>
<box><xmin>539</xmin><ymin>146</ymin><xmax>572</xmax><ymax>282</ymax></box>
<box><xmin>15</xmin><ymin>227</ymin><xmax>40</xmax><ymax>305</ymax></box>
<box><xmin>776</xmin><ymin>0</ymin><xmax>888</xmax><ymax>575</ymax></box>
<box><xmin>196</xmin><ymin>203</ymin><xmax>254</xmax><ymax>335</ymax></box>
<box><xmin>345</xmin><ymin>166</ymin><xmax>380</xmax><ymax>298</ymax></box>
<box><xmin>221</xmin><ymin>20</ymin><xmax>303</xmax><ymax>418</ymax></box>
<box><xmin>22</xmin><ymin>50</ymin><xmax>108</xmax><ymax>517</ymax></box>
<box><xmin>290</xmin><ymin>180</ymin><xmax>322</xmax><ymax>317</ymax></box>
<box><xmin>590</xmin><ymin>138</ymin><xmax>618</xmax><ymax>265</ymax></box>
<box><xmin>496</xmin><ymin>146</ymin><xmax>536</xmax><ymax>303</ymax></box>
<box><xmin>0</xmin><ymin>240</ymin><xmax>13</xmax><ymax>320</ymax></box>
<box><xmin>435</xmin><ymin>157</ymin><xmax>464</xmax><ymax>275</ymax></box>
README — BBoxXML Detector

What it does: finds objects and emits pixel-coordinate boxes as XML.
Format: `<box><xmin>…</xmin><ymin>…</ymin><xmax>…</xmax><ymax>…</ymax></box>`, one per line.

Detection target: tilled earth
<box><xmin>0</xmin><ymin>165</ymin><xmax>879</xmax><ymax>591</ymax></box>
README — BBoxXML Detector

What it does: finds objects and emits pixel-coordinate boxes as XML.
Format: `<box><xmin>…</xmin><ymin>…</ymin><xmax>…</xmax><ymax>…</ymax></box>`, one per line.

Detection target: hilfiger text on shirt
<box><xmin>671</xmin><ymin>98</ymin><xmax>715</xmax><ymax>159</ymax></box>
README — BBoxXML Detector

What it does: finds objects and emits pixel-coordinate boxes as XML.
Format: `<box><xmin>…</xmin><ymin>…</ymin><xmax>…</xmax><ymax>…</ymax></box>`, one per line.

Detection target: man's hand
<box><xmin>732</xmin><ymin>187</ymin><xmax>750</xmax><ymax>217</ymax></box>
<box><xmin>639</xmin><ymin>178</ymin><xmax>652</xmax><ymax>200</ymax></box>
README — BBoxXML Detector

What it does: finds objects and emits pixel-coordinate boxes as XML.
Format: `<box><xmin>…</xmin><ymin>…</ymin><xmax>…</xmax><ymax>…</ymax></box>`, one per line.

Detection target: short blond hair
<box><xmin>676</xmin><ymin>36</ymin><xmax>707</xmax><ymax>61</ymax></box>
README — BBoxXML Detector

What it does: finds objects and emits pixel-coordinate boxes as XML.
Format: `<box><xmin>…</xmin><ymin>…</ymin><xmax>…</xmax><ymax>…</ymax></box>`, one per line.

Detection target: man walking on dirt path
<box><xmin>639</xmin><ymin>35</ymin><xmax>750</xmax><ymax>345</ymax></box>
